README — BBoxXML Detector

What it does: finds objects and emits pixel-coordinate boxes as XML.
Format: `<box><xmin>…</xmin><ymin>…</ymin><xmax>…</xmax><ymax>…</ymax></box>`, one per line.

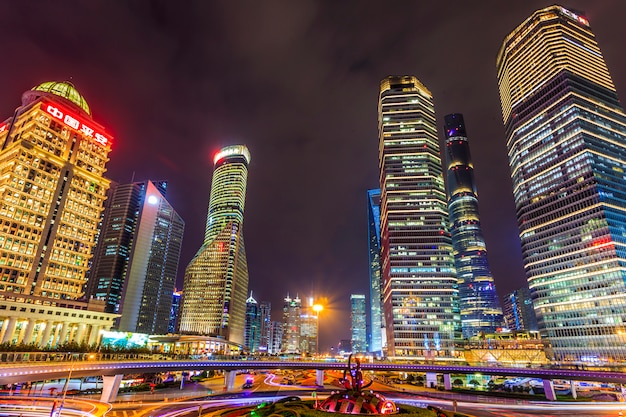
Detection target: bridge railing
<box><xmin>0</xmin><ymin>351</ymin><xmax>246</xmax><ymax>363</ymax></box>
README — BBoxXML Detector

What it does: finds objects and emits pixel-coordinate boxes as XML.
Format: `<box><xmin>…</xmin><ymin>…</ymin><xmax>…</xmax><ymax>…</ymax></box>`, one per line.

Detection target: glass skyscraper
<box><xmin>378</xmin><ymin>76</ymin><xmax>460</xmax><ymax>359</ymax></box>
<box><xmin>282</xmin><ymin>294</ymin><xmax>301</xmax><ymax>354</ymax></box>
<box><xmin>178</xmin><ymin>145</ymin><xmax>250</xmax><ymax>345</ymax></box>
<box><xmin>503</xmin><ymin>287</ymin><xmax>538</xmax><ymax>332</ymax></box>
<box><xmin>444</xmin><ymin>113</ymin><xmax>505</xmax><ymax>339</ymax></box>
<box><xmin>497</xmin><ymin>5</ymin><xmax>626</xmax><ymax>361</ymax></box>
<box><xmin>367</xmin><ymin>188</ymin><xmax>383</xmax><ymax>355</ymax></box>
<box><xmin>244</xmin><ymin>293</ymin><xmax>260</xmax><ymax>353</ymax></box>
<box><xmin>350</xmin><ymin>294</ymin><xmax>367</xmax><ymax>354</ymax></box>
<box><xmin>88</xmin><ymin>180</ymin><xmax>184</xmax><ymax>334</ymax></box>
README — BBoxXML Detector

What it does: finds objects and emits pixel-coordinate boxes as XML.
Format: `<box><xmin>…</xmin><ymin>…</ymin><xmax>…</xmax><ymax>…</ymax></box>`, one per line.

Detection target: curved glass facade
<box><xmin>444</xmin><ymin>113</ymin><xmax>505</xmax><ymax>339</ymax></box>
<box><xmin>179</xmin><ymin>145</ymin><xmax>250</xmax><ymax>345</ymax></box>
<box><xmin>378</xmin><ymin>76</ymin><xmax>460</xmax><ymax>359</ymax></box>
<box><xmin>497</xmin><ymin>6</ymin><xmax>626</xmax><ymax>362</ymax></box>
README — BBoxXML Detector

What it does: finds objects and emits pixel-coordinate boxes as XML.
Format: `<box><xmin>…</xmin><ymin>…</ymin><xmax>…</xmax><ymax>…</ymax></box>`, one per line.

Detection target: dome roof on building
<box><xmin>31</xmin><ymin>81</ymin><xmax>91</xmax><ymax>116</ymax></box>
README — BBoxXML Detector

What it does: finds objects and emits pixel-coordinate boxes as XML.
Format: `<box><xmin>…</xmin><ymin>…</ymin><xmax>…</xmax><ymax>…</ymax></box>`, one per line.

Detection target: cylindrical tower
<box><xmin>444</xmin><ymin>113</ymin><xmax>505</xmax><ymax>339</ymax></box>
<box><xmin>179</xmin><ymin>145</ymin><xmax>251</xmax><ymax>345</ymax></box>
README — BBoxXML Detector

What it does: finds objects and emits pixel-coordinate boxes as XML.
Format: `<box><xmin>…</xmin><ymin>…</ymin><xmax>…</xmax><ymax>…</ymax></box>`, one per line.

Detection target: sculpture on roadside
<box><xmin>317</xmin><ymin>354</ymin><xmax>397</xmax><ymax>414</ymax></box>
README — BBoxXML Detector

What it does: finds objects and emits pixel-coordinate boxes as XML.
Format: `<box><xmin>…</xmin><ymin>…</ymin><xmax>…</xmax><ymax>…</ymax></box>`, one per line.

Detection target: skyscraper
<box><xmin>244</xmin><ymin>293</ymin><xmax>260</xmax><ymax>353</ymax></box>
<box><xmin>259</xmin><ymin>301</ymin><xmax>271</xmax><ymax>354</ymax></box>
<box><xmin>367</xmin><ymin>188</ymin><xmax>384</xmax><ymax>355</ymax></box>
<box><xmin>497</xmin><ymin>5</ymin><xmax>626</xmax><ymax>361</ymax></box>
<box><xmin>299</xmin><ymin>297</ymin><xmax>319</xmax><ymax>355</ymax></box>
<box><xmin>282</xmin><ymin>294</ymin><xmax>301</xmax><ymax>354</ymax></box>
<box><xmin>87</xmin><ymin>180</ymin><xmax>184</xmax><ymax>334</ymax></box>
<box><xmin>378</xmin><ymin>76</ymin><xmax>460</xmax><ymax>359</ymax></box>
<box><xmin>178</xmin><ymin>145</ymin><xmax>250</xmax><ymax>345</ymax></box>
<box><xmin>503</xmin><ymin>287</ymin><xmax>538</xmax><ymax>332</ymax></box>
<box><xmin>350</xmin><ymin>294</ymin><xmax>367</xmax><ymax>354</ymax></box>
<box><xmin>169</xmin><ymin>289</ymin><xmax>182</xmax><ymax>334</ymax></box>
<box><xmin>0</xmin><ymin>81</ymin><xmax>117</xmax><ymax>347</ymax></box>
<box><xmin>444</xmin><ymin>113</ymin><xmax>505</xmax><ymax>339</ymax></box>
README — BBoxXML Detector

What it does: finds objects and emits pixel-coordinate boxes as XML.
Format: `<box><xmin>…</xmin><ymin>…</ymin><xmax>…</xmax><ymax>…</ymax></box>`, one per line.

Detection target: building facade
<box><xmin>178</xmin><ymin>145</ymin><xmax>250</xmax><ymax>345</ymax></box>
<box><xmin>169</xmin><ymin>289</ymin><xmax>182</xmax><ymax>334</ymax></box>
<box><xmin>497</xmin><ymin>5</ymin><xmax>626</xmax><ymax>361</ymax></box>
<box><xmin>350</xmin><ymin>294</ymin><xmax>367</xmax><ymax>354</ymax></box>
<box><xmin>282</xmin><ymin>294</ymin><xmax>301</xmax><ymax>354</ymax></box>
<box><xmin>269</xmin><ymin>321</ymin><xmax>283</xmax><ymax>355</ymax></box>
<box><xmin>258</xmin><ymin>301</ymin><xmax>271</xmax><ymax>354</ymax></box>
<box><xmin>367</xmin><ymin>188</ymin><xmax>384</xmax><ymax>355</ymax></box>
<box><xmin>299</xmin><ymin>297</ymin><xmax>319</xmax><ymax>356</ymax></box>
<box><xmin>378</xmin><ymin>76</ymin><xmax>460</xmax><ymax>359</ymax></box>
<box><xmin>244</xmin><ymin>293</ymin><xmax>260</xmax><ymax>353</ymax></box>
<box><xmin>87</xmin><ymin>180</ymin><xmax>184</xmax><ymax>334</ymax></box>
<box><xmin>503</xmin><ymin>287</ymin><xmax>538</xmax><ymax>332</ymax></box>
<box><xmin>0</xmin><ymin>81</ymin><xmax>118</xmax><ymax>347</ymax></box>
<box><xmin>443</xmin><ymin>113</ymin><xmax>506</xmax><ymax>339</ymax></box>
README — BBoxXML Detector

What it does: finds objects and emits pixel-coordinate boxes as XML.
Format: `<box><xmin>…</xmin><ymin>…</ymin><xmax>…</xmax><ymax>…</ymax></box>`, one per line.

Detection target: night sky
<box><xmin>1</xmin><ymin>1</ymin><xmax>625</xmax><ymax>352</ymax></box>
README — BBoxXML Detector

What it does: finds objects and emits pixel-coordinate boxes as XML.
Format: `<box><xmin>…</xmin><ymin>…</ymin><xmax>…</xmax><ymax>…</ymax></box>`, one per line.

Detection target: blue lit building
<box><xmin>497</xmin><ymin>6</ymin><xmax>626</xmax><ymax>361</ymax></box>
<box><xmin>444</xmin><ymin>113</ymin><xmax>506</xmax><ymax>339</ymax></box>
<box><xmin>169</xmin><ymin>289</ymin><xmax>182</xmax><ymax>333</ymax></box>
<box><xmin>367</xmin><ymin>188</ymin><xmax>383</xmax><ymax>355</ymax></box>
<box><xmin>351</xmin><ymin>294</ymin><xmax>367</xmax><ymax>354</ymax></box>
<box><xmin>503</xmin><ymin>287</ymin><xmax>538</xmax><ymax>332</ymax></box>
<box><xmin>244</xmin><ymin>293</ymin><xmax>260</xmax><ymax>353</ymax></box>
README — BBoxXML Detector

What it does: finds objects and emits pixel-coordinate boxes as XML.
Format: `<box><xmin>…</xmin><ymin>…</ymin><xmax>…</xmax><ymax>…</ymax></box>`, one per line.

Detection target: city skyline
<box><xmin>1</xmin><ymin>2</ymin><xmax>626</xmax><ymax>351</ymax></box>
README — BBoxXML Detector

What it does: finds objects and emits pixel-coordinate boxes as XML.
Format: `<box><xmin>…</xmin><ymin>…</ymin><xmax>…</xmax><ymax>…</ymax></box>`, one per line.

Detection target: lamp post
<box><xmin>313</xmin><ymin>304</ymin><xmax>323</xmax><ymax>356</ymax></box>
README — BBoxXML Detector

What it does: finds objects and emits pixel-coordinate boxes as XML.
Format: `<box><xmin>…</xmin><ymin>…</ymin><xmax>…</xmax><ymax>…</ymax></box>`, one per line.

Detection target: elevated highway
<box><xmin>1</xmin><ymin>359</ymin><xmax>625</xmax><ymax>385</ymax></box>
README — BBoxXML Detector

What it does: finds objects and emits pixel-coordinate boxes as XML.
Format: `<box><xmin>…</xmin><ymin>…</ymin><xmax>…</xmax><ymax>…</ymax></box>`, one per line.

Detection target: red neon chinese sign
<box><xmin>41</xmin><ymin>101</ymin><xmax>112</xmax><ymax>147</ymax></box>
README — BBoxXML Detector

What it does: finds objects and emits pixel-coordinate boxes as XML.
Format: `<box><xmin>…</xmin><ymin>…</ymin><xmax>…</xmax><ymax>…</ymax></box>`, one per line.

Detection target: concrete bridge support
<box><xmin>426</xmin><ymin>372</ymin><xmax>438</xmax><ymax>389</ymax></box>
<box><xmin>443</xmin><ymin>373</ymin><xmax>452</xmax><ymax>390</ymax></box>
<box><xmin>542</xmin><ymin>379</ymin><xmax>556</xmax><ymax>401</ymax></box>
<box><xmin>224</xmin><ymin>370</ymin><xmax>236</xmax><ymax>391</ymax></box>
<box><xmin>315</xmin><ymin>370</ymin><xmax>324</xmax><ymax>386</ymax></box>
<box><xmin>570</xmin><ymin>380</ymin><xmax>577</xmax><ymax>399</ymax></box>
<box><xmin>100</xmin><ymin>374</ymin><xmax>123</xmax><ymax>403</ymax></box>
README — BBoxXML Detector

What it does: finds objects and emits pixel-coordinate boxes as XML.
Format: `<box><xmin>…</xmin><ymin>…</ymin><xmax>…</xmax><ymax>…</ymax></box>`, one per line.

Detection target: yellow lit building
<box><xmin>0</xmin><ymin>81</ymin><xmax>118</xmax><ymax>347</ymax></box>
<box><xmin>178</xmin><ymin>145</ymin><xmax>250</xmax><ymax>345</ymax></box>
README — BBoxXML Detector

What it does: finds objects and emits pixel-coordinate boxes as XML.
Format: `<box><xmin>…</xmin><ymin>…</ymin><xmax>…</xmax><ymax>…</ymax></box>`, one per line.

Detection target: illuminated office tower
<box><xmin>378</xmin><ymin>76</ymin><xmax>460</xmax><ymax>359</ymax></box>
<box><xmin>444</xmin><ymin>113</ymin><xmax>505</xmax><ymax>339</ymax></box>
<box><xmin>497</xmin><ymin>6</ymin><xmax>626</xmax><ymax>361</ymax></box>
<box><xmin>178</xmin><ymin>145</ymin><xmax>250</xmax><ymax>344</ymax></box>
<box><xmin>282</xmin><ymin>294</ymin><xmax>301</xmax><ymax>354</ymax></box>
<box><xmin>87</xmin><ymin>180</ymin><xmax>184</xmax><ymax>334</ymax></box>
<box><xmin>0</xmin><ymin>81</ymin><xmax>118</xmax><ymax>347</ymax></box>
<box><xmin>244</xmin><ymin>293</ymin><xmax>260</xmax><ymax>353</ymax></box>
<box><xmin>367</xmin><ymin>188</ymin><xmax>384</xmax><ymax>355</ymax></box>
<box><xmin>169</xmin><ymin>289</ymin><xmax>182</xmax><ymax>334</ymax></box>
<box><xmin>350</xmin><ymin>294</ymin><xmax>367</xmax><ymax>354</ymax></box>
<box><xmin>259</xmin><ymin>301</ymin><xmax>271</xmax><ymax>353</ymax></box>
<box><xmin>503</xmin><ymin>287</ymin><xmax>538</xmax><ymax>332</ymax></box>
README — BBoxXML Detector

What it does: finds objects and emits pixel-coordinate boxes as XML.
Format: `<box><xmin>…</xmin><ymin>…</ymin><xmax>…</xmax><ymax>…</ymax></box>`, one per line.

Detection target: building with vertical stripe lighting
<box><xmin>444</xmin><ymin>113</ymin><xmax>505</xmax><ymax>339</ymax></box>
<box><xmin>178</xmin><ymin>145</ymin><xmax>250</xmax><ymax>345</ymax></box>
<box><xmin>367</xmin><ymin>188</ymin><xmax>384</xmax><ymax>355</ymax></box>
<box><xmin>378</xmin><ymin>76</ymin><xmax>460</xmax><ymax>359</ymax></box>
<box><xmin>497</xmin><ymin>5</ymin><xmax>626</xmax><ymax>361</ymax></box>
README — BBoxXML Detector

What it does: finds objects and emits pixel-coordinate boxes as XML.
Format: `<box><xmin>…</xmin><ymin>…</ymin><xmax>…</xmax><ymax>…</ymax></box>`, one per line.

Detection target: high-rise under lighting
<box><xmin>444</xmin><ymin>113</ymin><xmax>505</xmax><ymax>339</ymax></box>
<box><xmin>497</xmin><ymin>5</ymin><xmax>626</xmax><ymax>361</ymax></box>
<box><xmin>367</xmin><ymin>188</ymin><xmax>384</xmax><ymax>355</ymax></box>
<box><xmin>378</xmin><ymin>76</ymin><xmax>460</xmax><ymax>359</ymax></box>
<box><xmin>0</xmin><ymin>81</ymin><xmax>117</xmax><ymax>347</ymax></box>
<box><xmin>178</xmin><ymin>145</ymin><xmax>250</xmax><ymax>345</ymax></box>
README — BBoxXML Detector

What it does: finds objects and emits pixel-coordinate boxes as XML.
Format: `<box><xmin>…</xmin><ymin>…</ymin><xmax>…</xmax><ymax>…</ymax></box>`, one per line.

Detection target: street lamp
<box><xmin>313</xmin><ymin>304</ymin><xmax>323</xmax><ymax>356</ymax></box>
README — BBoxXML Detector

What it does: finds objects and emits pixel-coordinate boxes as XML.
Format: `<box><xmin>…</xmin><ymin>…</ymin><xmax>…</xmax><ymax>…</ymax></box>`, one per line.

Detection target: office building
<box><xmin>169</xmin><ymin>289</ymin><xmax>182</xmax><ymax>334</ymax></box>
<box><xmin>178</xmin><ymin>145</ymin><xmax>250</xmax><ymax>345</ymax></box>
<box><xmin>269</xmin><ymin>321</ymin><xmax>283</xmax><ymax>355</ymax></box>
<box><xmin>497</xmin><ymin>5</ymin><xmax>626</xmax><ymax>361</ymax></box>
<box><xmin>0</xmin><ymin>81</ymin><xmax>118</xmax><ymax>347</ymax></box>
<box><xmin>282</xmin><ymin>294</ymin><xmax>301</xmax><ymax>354</ymax></box>
<box><xmin>87</xmin><ymin>180</ymin><xmax>184</xmax><ymax>334</ymax></box>
<box><xmin>299</xmin><ymin>297</ymin><xmax>319</xmax><ymax>355</ymax></box>
<box><xmin>244</xmin><ymin>293</ymin><xmax>260</xmax><ymax>353</ymax></box>
<box><xmin>350</xmin><ymin>294</ymin><xmax>367</xmax><ymax>354</ymax></box>
<box><xmin>367</xmin><ymin>188</ymin><xmax>384</xmax><ymax>355</ymax></box>
<box><xmin>259</xmin><ymin>301</ymin><xmax>271</xmax><ymax>353</ymax></box>
<box><xmin>378</xmin><ymin>76</ymin><xmax>460</xmax><ymax>359</ymax></box>
<box><xmin>503</xmin><ymin>287</ymin><xmax>538</xmax><ymax>332</ymax></box>
<box><xmin>444</xmin><ymin>113</ymin><xmax>506</xmax><ymax>338</ymax></box>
